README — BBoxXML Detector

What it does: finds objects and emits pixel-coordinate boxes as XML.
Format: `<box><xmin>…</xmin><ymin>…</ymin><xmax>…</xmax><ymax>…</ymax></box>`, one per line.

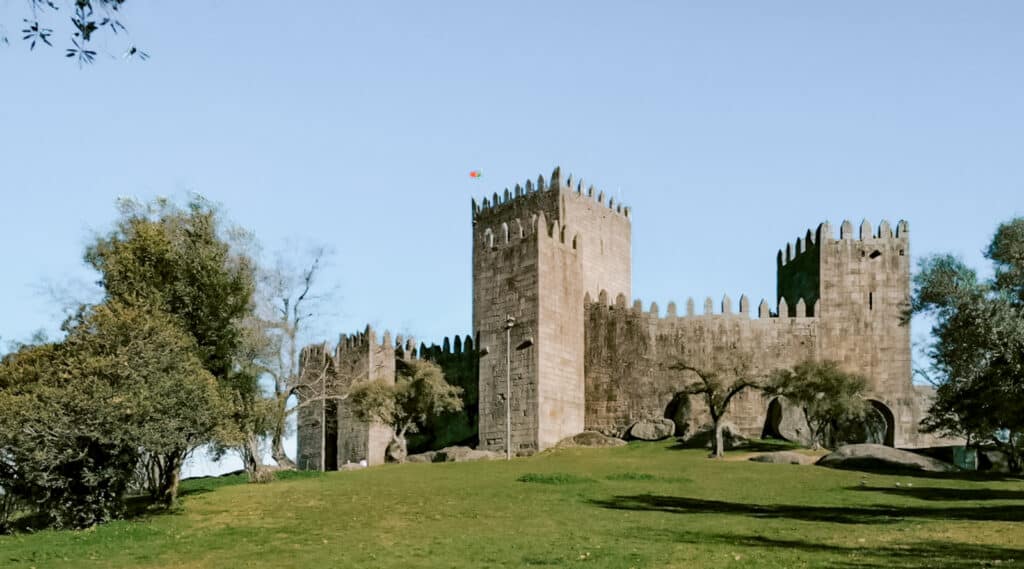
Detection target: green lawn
<box><xmin>2</xmin><ymin>441</ymin><xmax>1022</xmax><ymax>569</ymax></box>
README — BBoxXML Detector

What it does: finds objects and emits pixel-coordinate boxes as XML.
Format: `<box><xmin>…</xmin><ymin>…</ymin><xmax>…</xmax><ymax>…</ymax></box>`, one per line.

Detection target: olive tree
<box><xmin>347</xmin><ymin>360</ymin><xmax>462</xmax><ymax>463</ymax></box>
<box><xmin>767</xmin><ymin>360</ymin><xmax>870</xmax><ymax>450</ymax></box>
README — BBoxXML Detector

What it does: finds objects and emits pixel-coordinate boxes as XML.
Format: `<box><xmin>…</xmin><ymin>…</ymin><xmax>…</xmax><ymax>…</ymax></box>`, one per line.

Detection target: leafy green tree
<box><xmin>0</xmin><ymin>302</ymin><xmax>226</xmax><ymax>528</ymax></box>
<box><xmin>767</xmin><ymin>361</ymin><xmax>869</xmax><ymax>450</ymax></box>
<box><xmin>913</xmin><ymin>219</ymin><xmax>1024</xmax><ymax>472</ymax></box>
<box><xmin>348</xmin><ymin>360</ymin><xmax>463</xmax><ymax>463</ymax></box>
<box><xmin>670</xmin><ymin>347</ymin><xmax>764</xmax><ymax>459</ymax></box>
<box><xmin>85</xmin><ymin>196</ymin><xmax>257</xmax><ymax>384</ymax></box>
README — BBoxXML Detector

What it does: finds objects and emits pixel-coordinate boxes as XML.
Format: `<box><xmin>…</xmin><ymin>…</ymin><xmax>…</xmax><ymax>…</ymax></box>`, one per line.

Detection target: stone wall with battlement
<box><xmin>583</xmin><ymin>293</ymin><xmax>820</xmax><ymax>439</ymax></box>
<box><xmin>296</xmin><ymin>326</ymin><xmax>395</xmax><ymax>470</ymax></box>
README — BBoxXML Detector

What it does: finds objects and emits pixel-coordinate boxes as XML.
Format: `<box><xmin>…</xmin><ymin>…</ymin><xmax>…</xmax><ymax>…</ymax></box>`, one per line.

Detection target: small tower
<box><xmin>777</xmin><ymin>220</ymin><xmax>911</xmax><ymax>445</ymax></box>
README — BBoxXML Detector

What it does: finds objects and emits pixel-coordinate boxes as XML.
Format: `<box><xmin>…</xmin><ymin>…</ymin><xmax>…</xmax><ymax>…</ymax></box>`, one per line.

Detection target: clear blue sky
<box><xmin>2</xmin><ymin>2</ymin><xmax>1022</xmax><ymax>473</ymax></box>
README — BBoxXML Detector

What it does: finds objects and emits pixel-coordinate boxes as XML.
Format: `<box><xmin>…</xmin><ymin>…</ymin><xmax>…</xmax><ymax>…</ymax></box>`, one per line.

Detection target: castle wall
<box><xmin>410</xmin><ymin>335</ymin><xmax>480</xmax><ymax>452</ymax></box>
<box><xmin>555</xmin><ymin>172</ymin><xmax>632</xmax><ymax>301</ymax></box>
<box><xmin>798</xmin><ymin>220</ymin><xmax>917</xmax><ymax>446</ymax></box>
<box><xmin>473</xmin><ymin>218</ymin><xmax>542</xmax><ymax>453</ymax></box>
<box><xmin>536</xmin><ymin>218</ymin><xmax>586</xmax><ymax>449</ymax></box>
<box><xmin>584</xmin><ymin>295</ymin><xmax>819</xmax><ymax>438</ymax></box>
<box><xmin>296</xmin><ymin>327</ymin><xmax>395</xmax><ymax>470</ymax></box>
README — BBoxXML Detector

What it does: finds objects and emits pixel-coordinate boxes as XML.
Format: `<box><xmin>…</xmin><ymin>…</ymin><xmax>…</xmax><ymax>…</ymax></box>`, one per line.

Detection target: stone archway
<box><xmin>663</xmin><ymin>392</ymin><xmax>693</xmax><ymax>437</ymax></box>
<box><xmin>761</xmin><ymin>398</ymin><xmax>784</xmax><ymax>440</ymax></box>
<box><xmin>868</xmin><ymin>400</ymin><xmax>896</xmax><ymax>447</ymax></box>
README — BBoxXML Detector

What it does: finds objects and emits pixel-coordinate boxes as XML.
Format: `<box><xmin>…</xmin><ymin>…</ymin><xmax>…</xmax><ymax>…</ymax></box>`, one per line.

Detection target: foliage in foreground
<box><xmin>0</xmin><ymin>302</ymin><xmax>226</xmax><ymax>529</ymax></box>
<box><xmin>913</xmin><ymin>217</ymin><xmax>1024</xmax><ymax>472</ymax></box>
<box><xmin>0</xmin><ymin>196</ymin><xmax>261</xmax><ymax>530</ymax></box>
<box><xmin>767</xmin><ymin>360</ymin><xmax>870</xmax><ymax>450</ymax></box>
<box><xmin>348</xmin><ymin>359</ymin><xmax>463</xmax><ymax>462</ymax></box>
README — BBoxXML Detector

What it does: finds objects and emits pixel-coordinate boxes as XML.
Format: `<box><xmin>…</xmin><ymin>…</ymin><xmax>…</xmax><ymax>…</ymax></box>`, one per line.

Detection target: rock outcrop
<box><xmin>628</xmin><ymin>418</ymin><xmax>675</xmax><ymax>441</ymax></box>
<box><xmin>555</xmin><ymin>431</ymin><xmax>628</xmax><ymax>449</ymax></box>
<box><xmin>817</xmin><ymin>444</ymin><xmax>958</xmax><ymax>473</ymax></box>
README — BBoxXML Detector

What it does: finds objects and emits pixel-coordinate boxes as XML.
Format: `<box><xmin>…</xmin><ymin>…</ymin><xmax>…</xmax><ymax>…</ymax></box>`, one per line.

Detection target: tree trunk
<box><xmin>156</xmin><ymin>451</ymin><xmax>185</xmax><ymax>507</ymax></box>
<box><xmin>270</xmin><ymin>395</ymin><xmax>296</xmax><ymax>470</ymax></box>
<box><xmin>271</xmin><ymin>432</ymin><xmax>296</xmax><ymax>470</ymax></box>
<box><xmin>388</xmin><ymin>432</ymin><xmax>409</xmax><ymax>464</ymax></box>
<box><xmin>710</xmin><ymin>419</ymin><xmax>725</xmax><ymax>459</ymax></box>
<box><xmin>242</xmin><ymin>434</ymin><xmax>274</xmax><ymax>483</ymax></box>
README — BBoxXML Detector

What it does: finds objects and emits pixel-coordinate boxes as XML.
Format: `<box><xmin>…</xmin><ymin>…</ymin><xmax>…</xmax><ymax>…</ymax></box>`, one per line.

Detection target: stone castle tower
<box><xmin>472</xmin><ymin>167</ymin><xmax>631</xmax><ymax>453</ymax></box>
<box><xmin>297</xmin><ymin>167</ymin><xmax>939</xmax><ymax>469</ymax></box>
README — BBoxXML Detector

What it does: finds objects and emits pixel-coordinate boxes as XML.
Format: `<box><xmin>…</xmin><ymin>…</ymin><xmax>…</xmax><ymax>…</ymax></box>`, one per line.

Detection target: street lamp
<box><xmin>504</xmin><ymin>314</ymin><xmax>515</xmax><ymax>461</ymax></box>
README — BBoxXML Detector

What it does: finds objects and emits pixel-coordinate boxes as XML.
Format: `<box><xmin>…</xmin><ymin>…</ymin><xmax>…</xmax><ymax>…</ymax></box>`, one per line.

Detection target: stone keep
<box><xmin>472</xmin><ymin>168</ymin><xmax>632</xmax><ymax>454</ymax></box>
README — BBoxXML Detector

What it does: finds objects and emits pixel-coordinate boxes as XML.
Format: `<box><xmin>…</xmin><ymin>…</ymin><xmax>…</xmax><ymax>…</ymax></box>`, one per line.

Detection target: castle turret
<box><xmin>777</xmin><ymin>219</ymin><xmax>911</xmax><ymax>445</ymax></box>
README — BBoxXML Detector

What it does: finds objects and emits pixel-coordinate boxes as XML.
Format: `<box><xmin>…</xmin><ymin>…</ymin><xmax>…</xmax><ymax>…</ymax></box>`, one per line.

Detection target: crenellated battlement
<box><xmin>415</xmin><ymin>334</ymin><xmax>477</xmax><ymax>360</ymax></box>
<box><xmin>476</xmin><ymin>210</ymin><xmax>581</xmax><ymax>252</ymax></box>
<box><xmin>778</xmin><ymin>220</ymin><xmax>909</xmax><ymax>267</ymax></box>
<box><xmin>585</xmin><ymin>291</ymin><xmax>819</xmax><ymax>320</ymax></box>
<box><xmin>471</xmin><ymin>166</ymin><xmax>630</xmax><ymax>223</ymax></box>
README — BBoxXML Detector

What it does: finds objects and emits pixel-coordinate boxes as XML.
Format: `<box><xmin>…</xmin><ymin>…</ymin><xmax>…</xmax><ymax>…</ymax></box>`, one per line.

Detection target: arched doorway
<box><xmin>663</xmin><ymin>392</ymin><xmax>692</xmax><ymax>437</ymax></box>
<box><xmin>868</xmin><ymin>400</ymin><xmax>896</xmax><ymax>447</ymax></box>
<box><xmin>761</xmin><ymin>398</ymin><xmax>784</xmax><ymax>440</ymax></box>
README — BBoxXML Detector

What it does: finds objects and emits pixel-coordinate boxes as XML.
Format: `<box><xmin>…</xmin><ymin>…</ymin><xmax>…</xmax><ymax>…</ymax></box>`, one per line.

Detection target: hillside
<box><xmin>2</xmin><ymin>441</ymin><xmax>1022</xmax><ymax>569</ymax></box>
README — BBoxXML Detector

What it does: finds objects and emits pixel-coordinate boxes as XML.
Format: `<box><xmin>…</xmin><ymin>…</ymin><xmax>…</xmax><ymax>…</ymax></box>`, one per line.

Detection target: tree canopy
<box><xmin>913</xmin><ymin>218</ymin><xmax>1024</xmax><ymax>472</ymax></box>
<box><xmin>348</xmin><ymin>359</ymin><xmax>463</xmax><ymax>463</ymax></box>
<box><xmin>767</xmin><ymin>360</ymin><xmax>870</xmax><ymax>450</ymax></box>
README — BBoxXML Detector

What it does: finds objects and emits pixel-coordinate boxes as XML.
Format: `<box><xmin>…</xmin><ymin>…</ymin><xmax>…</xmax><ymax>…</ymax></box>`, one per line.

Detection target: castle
<box><xmin>296</xmin><ymin>167</ymin><xmax>940</xmax><ymax>469</ymax></box>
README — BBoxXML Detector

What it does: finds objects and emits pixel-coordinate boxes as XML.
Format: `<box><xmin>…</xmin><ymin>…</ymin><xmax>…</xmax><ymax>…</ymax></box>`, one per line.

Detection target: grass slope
<box><xmin>2</xmin><ymin>441</ymin><xmax>1023</xmax><ymax>569</ymax></box>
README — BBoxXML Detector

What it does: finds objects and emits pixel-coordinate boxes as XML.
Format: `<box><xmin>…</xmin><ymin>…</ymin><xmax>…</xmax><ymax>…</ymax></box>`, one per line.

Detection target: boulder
<box><xmin>406</xmin><ymin>451</ymin><xmax>437</xmax><ymax>464</ymax></box>
<box><xmin>339</xmin><ymin>463</ymin><xmax>367</xmax><ymax>472</ymax></box>
<box><xmin>432</xmin><ymin>446</ymin><xmax>473</xmax><ymax>462</ymax></box>
<box><xmin>749</xmin><ymin>451</ymin><xmax>817</xmax><ymax>465</ymax></box>
<box><xmin>817</xmin><ymin>444</ymin><xmax>958</xmax><ymax>473</ymax></box>
<box><xmin>682</xmin><ymin>422</ymin><xmax>748</xmax><ymax>450</ymax></box>
<box><xmin>461</xmin><ymin>449</ymin><xmax>504</xmax><ymax>462</ymax></box>
<box><xmin>555</xmin><ymin>431</ymin><xmax>628</xmax><ymax>449</ymax></box>
<box><xmin>628</xmin><ymin>418</ymin><xmax>676</xmax><ymax>441</ymax></box>
<box><xmin>429</xmin><ymin>446</ymin><xmax>504</xmax><ymax>463</ymax></box>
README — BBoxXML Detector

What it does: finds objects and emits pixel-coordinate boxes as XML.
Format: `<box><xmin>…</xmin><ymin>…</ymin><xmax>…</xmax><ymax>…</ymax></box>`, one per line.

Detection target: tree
<box><xmin>3</xmin><ymin>1</ymin><xmax>146</xmax><ymax>65</ymax></box>
<box><xmin>670</xmin><ymin>348</ymin><xmax>765</xmax><ymax>459</ymax></box>
<box><xmin>913</xmin><ymin>218</ymin><xmax>1024</xmax><ymax>473</ymax></box>
<box><xmin>767</xmin><ymin>361</ymin><xmax>869</xmax><ymax>450</ymax></box>
<box><xmin>347</xmin><ymin>360</ymin><xmax>463</xmax><ymax>463</ymax></box>
<box><xmin>0</xmin><ymin>302</ymin><xmax>227</xmax><ymax>528</ymax></box>
<box><xmin>86</xmin><ymin>196</ymin><xmax>257</xmax><ymax>384</ymax></box>
<box><xmin>246</xmin><ymin>247</ymin><xmax>334</xmax><ymax>470</ymax></box>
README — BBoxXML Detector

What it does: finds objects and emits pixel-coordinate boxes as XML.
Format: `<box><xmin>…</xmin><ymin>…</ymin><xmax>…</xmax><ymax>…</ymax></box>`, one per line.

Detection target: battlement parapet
<box><xmin>476</xmin><ymin>210</ymin><xmax>581</xmax><ymax>252</ymax></box>
<box><xmin>471</xmin><ymin>166</ymin><xmax>630</xmax><ymax>222</ymax></box>
<box><xmin>585</xmin><ymin>291</ymin><xmax>819</xmax><ymax>321</ymax></box>
<box><xmin>779</xmin><ymin>219</ymin><xmax>909</xmax><ymax>267</ymax></box>
<box><xmin>416</xmin><ymin>334</ymin><xmax>477</xmax><ymax>361</ymax></box>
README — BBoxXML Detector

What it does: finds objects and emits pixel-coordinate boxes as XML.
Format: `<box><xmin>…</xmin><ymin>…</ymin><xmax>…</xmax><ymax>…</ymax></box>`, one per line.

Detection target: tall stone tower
<box><xmin>778</xmin><ymin>219</ymin><xmax>913</xmax><ymax>445</ymax></box>
<box><xmin>472</xmin><ymin>167</ymin><xmax>631</xmax><ymax>453</ymax></box>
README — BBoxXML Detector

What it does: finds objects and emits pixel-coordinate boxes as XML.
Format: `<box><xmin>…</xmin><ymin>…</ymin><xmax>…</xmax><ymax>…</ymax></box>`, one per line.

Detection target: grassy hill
<box><xmin>2</xmin><ymin>441</ymin><xmax>1022</xmax><ymax>569</ymax></box>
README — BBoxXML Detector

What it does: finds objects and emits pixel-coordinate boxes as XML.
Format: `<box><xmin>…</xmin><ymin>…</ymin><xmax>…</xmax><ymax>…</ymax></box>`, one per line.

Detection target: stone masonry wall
<box><xmin>536</xmin><ymin>214</ymin><xmax>586</xmax><ymax>450</ymax></box>
<box><xmin>473</xmin><ymin>215</ymin><xmax>541</xmax><ymax>453</ymax></box>
<box><xmin>584</xmin><ymin>294</ymin><xmax>819</xmax><ymax>438</ymax></box>
<box><xmin>296</xmin><ymin>327</ymin><xmax>395</xmax><ymax>470</ymax></box>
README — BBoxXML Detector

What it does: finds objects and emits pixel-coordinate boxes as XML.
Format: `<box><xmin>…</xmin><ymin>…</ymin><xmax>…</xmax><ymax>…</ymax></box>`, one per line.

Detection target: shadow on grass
<box><xmin>658</xmin><ymin>531</ymin><xmax>1023</xmax><ymax>569</ymax></box>
<box><xmin>848</xmin><ymin>485</ymin><xmax>1024</xmax><ymax>502</ymax></box>
<box><xmin>590</xmin><ymin>494</ymin><xmax>1024</xmax><ymax>524</ymax></box>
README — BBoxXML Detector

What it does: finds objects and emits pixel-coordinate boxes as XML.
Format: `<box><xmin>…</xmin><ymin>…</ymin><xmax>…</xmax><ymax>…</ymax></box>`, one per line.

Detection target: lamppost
<box><xmin>504</xmin><ymin>314</ymin><xmax>515</xmax><ymax>461</ymax></box>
